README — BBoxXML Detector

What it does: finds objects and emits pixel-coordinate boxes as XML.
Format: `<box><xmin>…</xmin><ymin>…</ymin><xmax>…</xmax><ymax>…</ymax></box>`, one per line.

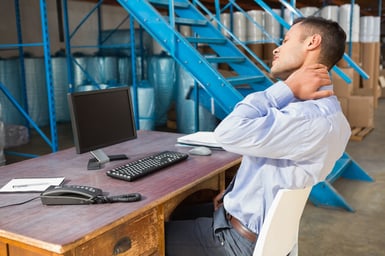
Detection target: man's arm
<box><xmin>214</xmin><ymin>64</ymin><xmax>333</xmax><ymax>160</ymax></box>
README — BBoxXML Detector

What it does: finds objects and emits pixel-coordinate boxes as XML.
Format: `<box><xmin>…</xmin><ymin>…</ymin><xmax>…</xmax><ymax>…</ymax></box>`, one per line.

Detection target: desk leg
<box><xmin>157</xmin><ymin>205</ymin><xmax>166</xmax><ymax>256</ymax></box>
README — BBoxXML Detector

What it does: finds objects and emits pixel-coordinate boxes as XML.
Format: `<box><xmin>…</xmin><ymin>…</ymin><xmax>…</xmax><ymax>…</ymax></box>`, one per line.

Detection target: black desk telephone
<box><xmin>40</xmin><ymin>185</ymin><xmax>103</xmax><ymax>205</ymax></box>
<box><xmin>40</xmin><ymin>185</ymin><xmax>141</xmax><ymax>205</ymax></box>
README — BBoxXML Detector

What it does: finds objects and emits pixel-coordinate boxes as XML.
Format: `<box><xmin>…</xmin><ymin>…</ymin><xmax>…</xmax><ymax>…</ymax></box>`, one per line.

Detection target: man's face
<box><xmin>271</xmin><ymin>23</ymin><xmax>308</xmax><ymax>80</ymax></box>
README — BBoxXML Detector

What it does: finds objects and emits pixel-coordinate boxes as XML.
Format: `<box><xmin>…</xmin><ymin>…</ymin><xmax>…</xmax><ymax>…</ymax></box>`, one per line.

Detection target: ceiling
<box><xmin>198</xmin><ymin>0</ymin><xmax>384</xmax><ymax>17</ymax></box>
<box><xmin>81</xmin><ymin>0</ymin><xmax>384</xmax><ymax>20</ymax></box>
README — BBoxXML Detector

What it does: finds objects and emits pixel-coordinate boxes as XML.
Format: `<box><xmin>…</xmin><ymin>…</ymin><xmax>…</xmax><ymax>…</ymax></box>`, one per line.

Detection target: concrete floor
<box><xmin>300</xmin><ymin>98</ymin><xmax>385</xmax><ymax>256</ymax></box>
<box><xmin>4</xmin><ymin>99</ymin><xmax>385</xmax><ymax>255</ymax></box>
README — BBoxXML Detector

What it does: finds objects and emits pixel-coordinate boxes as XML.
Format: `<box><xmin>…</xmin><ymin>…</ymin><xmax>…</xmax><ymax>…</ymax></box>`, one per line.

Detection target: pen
<box><xmin>13</xmin><ymin>183</ymin><xmax>51</xmax><ymax>188</ymax></box>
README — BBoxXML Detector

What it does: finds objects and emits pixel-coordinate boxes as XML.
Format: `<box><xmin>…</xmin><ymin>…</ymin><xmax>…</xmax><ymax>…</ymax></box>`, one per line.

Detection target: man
<box><xmin>165</xmin><ymin>16</ymin><xmax>351</xmax><ymax>256</ymax></box>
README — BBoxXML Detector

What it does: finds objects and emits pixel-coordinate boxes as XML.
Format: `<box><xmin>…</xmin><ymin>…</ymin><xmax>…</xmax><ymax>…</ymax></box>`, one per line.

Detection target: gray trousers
<box><xmin>165</xmin><ymin>204</ymin><xmax>256</xmax><ymax>256</ymax></box>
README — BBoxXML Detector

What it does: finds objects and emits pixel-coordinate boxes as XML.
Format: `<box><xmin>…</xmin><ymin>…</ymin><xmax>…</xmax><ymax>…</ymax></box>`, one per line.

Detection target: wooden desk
<box><xmin>0</xmin><ymin>131</ymin><xmax>241</xmax><ymax>256</ymax></box>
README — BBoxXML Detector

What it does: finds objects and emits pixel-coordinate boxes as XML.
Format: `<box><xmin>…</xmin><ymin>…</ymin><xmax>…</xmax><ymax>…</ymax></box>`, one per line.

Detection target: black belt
<box><xmin>226</xmin><ymin>213</ymin><xmax>257</xmax><ymax>243</ymax></box>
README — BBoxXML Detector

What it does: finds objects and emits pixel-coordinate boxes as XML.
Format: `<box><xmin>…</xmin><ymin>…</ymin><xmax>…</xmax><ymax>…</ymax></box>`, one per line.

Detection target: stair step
<box><xmin>164</xmin><ymin>16</ymin><xmax>207</xmax><ymax>26</ymax></box>
<box><xmin>149</xmin><ymin>0</ymin><xmax>189</xmax><ymax>8</ymax></box>
<box><xmin>227</xmin><ymin>75</ymin><xmax>265</xmax><ymax>85</ymax></box>
<box><xmin>186</xmin><ymin>37</ymin><xmax>226</xmax><ymax>44</ymax></box>
<box><xmin>119</xmin><ymin>0</ymin><xmax>273</xmax><ymax>117</ymax></box>
<box><xmin>205</xmin><ymin>56</ymin><xmax>245</xmax><ymax>63</ymax></box>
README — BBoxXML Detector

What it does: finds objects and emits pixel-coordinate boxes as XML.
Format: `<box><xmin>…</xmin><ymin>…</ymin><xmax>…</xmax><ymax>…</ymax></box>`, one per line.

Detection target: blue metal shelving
<box><xmin>0</xmin><ymin>0</ymin><xmax>58</xmax><ymax>158</ymax></box>
<box><xmin>61</xmin><ymin>0</ymin><xmax>141</xmax><ymax>130</ymax></box>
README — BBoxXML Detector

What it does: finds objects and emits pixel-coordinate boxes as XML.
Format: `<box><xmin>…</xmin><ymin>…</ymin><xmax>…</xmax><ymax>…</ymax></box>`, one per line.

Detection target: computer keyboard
<box><xmin>106</xmin><ymin>151</ymin><xmax>189</xmax><ymax>181</ymax></box>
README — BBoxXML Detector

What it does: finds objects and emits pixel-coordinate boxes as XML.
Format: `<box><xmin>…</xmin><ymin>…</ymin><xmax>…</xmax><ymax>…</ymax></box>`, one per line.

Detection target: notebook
<box><xmin>177</xmin><ymin>131</ymin><xmax>222</xmax><ymax>148</ymax></box>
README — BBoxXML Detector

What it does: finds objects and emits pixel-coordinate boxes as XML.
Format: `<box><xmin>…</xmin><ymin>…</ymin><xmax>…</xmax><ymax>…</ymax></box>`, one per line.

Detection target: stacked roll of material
<box><xmin>339</xmin><ymin>3</ymin><xmax>360</xmax><ymax>42</ymax></box>
<box><xmin>299</xmin><ymin>7</ymin><xmax>319</xmax><ymax>17</ymax></box>
<box><xmin>247</xmin><ymin>10</ymin><xmax>264</xmax><ymax>42</ymax></box>
<box><xmin>73</xmin><ymin>55</ymin><xmax>119</xmax><ymax>86</ymax></box>
<box><xmin>175</xmin><ymin>65</ymin><xmax>218</xmax><ymax>134</ymax></box>
<box><xmin>372</xmin><ymin>16</ymin><xmax>381</xmax><ymax>42</ymax></box>
<box><xmin>283</xmin><ymin>8</ymin><xmax>297</xmax><ymax>33</ymax></box>
<box><xmin>220</xmin><ymin>13</ymin><xmax>231</xmax><ymax>38</ymax></box>
<box><xmin>320</xmin><ymin>5</ymin><xmax>339</xmax><ymax>22</ymax></box>
<box><xmin>73</xmin><ymin>56</ymin><xmax>90</xmax><ymax>86</ymax></box>
<box><xmin>0</xmin><ymin>58</ymin><xmax>24</xmax><ymax>125</ymax></box>
<box><xmin>51</xmin><ymin>57</ymin><xmax>70</xmax><ymax>122</ymax></box>
<box><xmin>360</xmin><ymin>16</ymin><xmax>381</xmax><ymax>42</ymax></box>
<box><xmin>148</xmin><ymin>55</ymin><xmax>176</xmax><ymax>126</ymax></box>
<box><xmin>131</xmin><ymin>81</ymin><xmax>155</xmax><ymax>131</ymax></box>
<box><xmin>24</xmin><ymin>57</ymin><xmax>49</xmax><ymax>127</ymax></box>
<box><xmin>86</xmin><ymin>56</ymin><xmax>119</xmax><ymax>85</ymax></box>
<box><xmin>135</xmin><ymin>56</ymin><xmax>148</xmax><ymax>81</ymax></box>
<box><xmin>233</xmin><ymin>11</ymin><xmax>247</xmax><ymax>42</ymax></box>
<box><xmin>264</xmin><ymin>9</ymin><xmax>281</xmax><ymax>42</ymax></box>
<box><xmin>118</xmin><ymin>56</ymin><xmax>133</xmax><ymax>85</ymax></box>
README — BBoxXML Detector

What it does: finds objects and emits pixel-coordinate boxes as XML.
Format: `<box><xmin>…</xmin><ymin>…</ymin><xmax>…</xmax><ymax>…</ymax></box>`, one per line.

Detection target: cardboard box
<box><xmin>337</xmin><ymin>42</ymin><xmax>360</xmax><ymax>68</ymax></box>
<box><xmin>360</xmin><ymin>42</ymin><xmax>380</xmax><ymax>90</ymax></box>
<box><xmin>246</xmin><ymin>43</ymin><xmax>264</xmax><ymax>68</ymax></box>
<box><xmin>353</xmin><ymin>83</ymin><xmax>382</xmax><ymax>108</ymax></box>
<box><xmin>263</xmin><ymin>43</ymin><xmax>276</xmax><ymax>63</ymax></box>
<box><xmin>332</xmin><ymin>68</ymin><xmax>354</xmax><ymax>97</ymax></box>
<box><xmin>347</xmin><ymin>95</ymin><xmax>374</xmax><ymax>128</ymax></box>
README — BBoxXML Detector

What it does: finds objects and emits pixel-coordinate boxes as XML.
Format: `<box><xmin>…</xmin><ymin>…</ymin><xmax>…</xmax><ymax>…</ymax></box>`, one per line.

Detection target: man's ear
<box><xmin>307</xmin><ymin>34</ymin><xmax>322</xmax><ymax>50</ymax></box>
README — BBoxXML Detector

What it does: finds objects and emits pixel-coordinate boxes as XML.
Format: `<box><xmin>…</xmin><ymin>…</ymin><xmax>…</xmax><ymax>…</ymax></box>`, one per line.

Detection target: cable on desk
<box><xmin>0</xmin><ymin>196</ymin><xmax>40</xmax><ymax>209</ymax></box>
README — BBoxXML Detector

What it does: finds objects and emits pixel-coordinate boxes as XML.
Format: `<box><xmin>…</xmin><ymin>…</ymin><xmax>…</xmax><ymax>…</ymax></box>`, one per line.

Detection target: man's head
<box><xmin>271</xmin><ymin>16</ymin><xmax>346</xmax><ymax>80</ymax></box>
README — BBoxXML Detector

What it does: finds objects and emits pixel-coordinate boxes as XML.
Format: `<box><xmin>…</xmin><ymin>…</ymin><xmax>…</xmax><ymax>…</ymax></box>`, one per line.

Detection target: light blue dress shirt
<box><xmin>213</xmin><ymin>81</ymin><xmax>351</xmax><ymax>234</ymax></box>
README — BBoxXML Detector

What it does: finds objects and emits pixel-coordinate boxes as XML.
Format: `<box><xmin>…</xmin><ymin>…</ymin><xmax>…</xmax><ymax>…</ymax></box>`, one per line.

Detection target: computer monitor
<box><xmin>68</xmin><ymin>86</ymin><xmax>137</xmax><ymax>170</ymax></box>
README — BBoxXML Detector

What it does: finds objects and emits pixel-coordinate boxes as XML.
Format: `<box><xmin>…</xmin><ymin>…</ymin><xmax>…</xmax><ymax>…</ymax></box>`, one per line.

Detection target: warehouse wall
<box><xmin>0</xmin><ymin>0</ymin><xmax>130</xmax><ymax>57</ymax></box>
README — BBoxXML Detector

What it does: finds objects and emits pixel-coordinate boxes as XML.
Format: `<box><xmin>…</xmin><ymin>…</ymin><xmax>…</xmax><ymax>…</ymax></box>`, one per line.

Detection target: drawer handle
<box><xmin>113</xmin><ymin>237</ymin><xmax>132</xmax><ymax>255</ymax></box>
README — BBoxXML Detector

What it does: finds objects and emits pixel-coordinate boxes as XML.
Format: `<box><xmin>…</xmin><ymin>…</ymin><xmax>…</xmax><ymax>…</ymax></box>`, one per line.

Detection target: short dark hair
<box><xmin>293</xmin><ymin>16</ymin><xmax>346</xmax><ymax>69</ymax></box>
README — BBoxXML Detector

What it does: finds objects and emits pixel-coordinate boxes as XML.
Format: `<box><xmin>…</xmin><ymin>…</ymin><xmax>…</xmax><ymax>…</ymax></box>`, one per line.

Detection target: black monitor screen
<box><xmin>68</xmin><ymin>87</ymin><xmax>137</xmax><ymax>154</ymax></box>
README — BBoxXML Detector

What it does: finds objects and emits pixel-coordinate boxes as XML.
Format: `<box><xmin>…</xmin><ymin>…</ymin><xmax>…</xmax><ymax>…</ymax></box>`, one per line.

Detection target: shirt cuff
<box><xmin>265</xmin><ymin>81</ymin><xmax>294</xmax><ymax>109</ymax></box>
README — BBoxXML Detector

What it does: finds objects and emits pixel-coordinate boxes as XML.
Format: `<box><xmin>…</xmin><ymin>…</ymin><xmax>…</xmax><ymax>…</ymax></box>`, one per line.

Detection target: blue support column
<box><xmin>40</xmin><ymin>0</ymin><xmax>58</xmax><ymax>152</ymax></box>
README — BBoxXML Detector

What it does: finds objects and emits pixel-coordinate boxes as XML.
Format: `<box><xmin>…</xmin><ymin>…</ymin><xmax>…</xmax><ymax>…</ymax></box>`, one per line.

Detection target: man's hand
<box><xmin>213</xmin><ymin>190</ymin><xmax>225</xmax><ymax>211</ymax></box>
<box><xmin>285</xmin><ymin>64</ymin><xmax>333</xmax><ymax>100</ymax></box>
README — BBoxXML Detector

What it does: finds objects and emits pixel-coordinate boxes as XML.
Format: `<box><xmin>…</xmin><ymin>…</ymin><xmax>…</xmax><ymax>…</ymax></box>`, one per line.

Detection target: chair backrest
<box><xmin>253</xmin><ymin>187</ymin><xmax>312</xmax><ymax>256</ymax></box>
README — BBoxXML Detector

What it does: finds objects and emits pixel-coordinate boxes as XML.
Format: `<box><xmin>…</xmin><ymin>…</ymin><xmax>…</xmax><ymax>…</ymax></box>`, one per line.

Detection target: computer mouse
<box><xmin>188</xmin><ymin>146</ymin><xmax>212</xmax><ymax>156</ymax></box>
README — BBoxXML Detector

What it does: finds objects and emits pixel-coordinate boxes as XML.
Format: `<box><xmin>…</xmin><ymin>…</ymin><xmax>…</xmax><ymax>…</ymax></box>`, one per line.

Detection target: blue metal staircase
<box><xmin>117</xmin><ymin>0</ymin><xmax>273</xmax><ymax>118</ymax></box>
<box><xmin>116</xmin><ymin>0</ymin><xmax>373</xmax><ymax>212</ymax></box>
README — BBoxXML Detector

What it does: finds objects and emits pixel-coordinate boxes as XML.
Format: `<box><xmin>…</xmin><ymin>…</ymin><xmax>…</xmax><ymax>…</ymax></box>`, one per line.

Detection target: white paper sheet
<box><xmin>0</xmin><ymin>177</ymin><xmax>65</xmax><ymax>192</ymax></box>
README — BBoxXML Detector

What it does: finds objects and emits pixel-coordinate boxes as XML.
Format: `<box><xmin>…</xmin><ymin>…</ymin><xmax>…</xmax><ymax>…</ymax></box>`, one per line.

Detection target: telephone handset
<box><xmin>40</xmin><ymin>185</ymin><xmax>104</xmax><ymax>205</ymax></box>
<box><xmin>40</xmin><ymin>185</ymin><xmax>142</xmax><ymax>205</ymax></box>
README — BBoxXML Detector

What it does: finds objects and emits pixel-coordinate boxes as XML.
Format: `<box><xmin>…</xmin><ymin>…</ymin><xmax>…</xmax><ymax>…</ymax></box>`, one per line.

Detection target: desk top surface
<box><xmin>0</xmin><ymin>130</ymin><xmax>240</xmax><ymax>252</ymax></box>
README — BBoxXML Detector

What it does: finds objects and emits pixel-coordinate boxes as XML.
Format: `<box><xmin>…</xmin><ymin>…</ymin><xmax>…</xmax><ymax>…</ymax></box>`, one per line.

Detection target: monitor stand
<box><xmin>87</xmin><ymin>149</ymin><xmax>128</xmax><ymax>170</ymax></box>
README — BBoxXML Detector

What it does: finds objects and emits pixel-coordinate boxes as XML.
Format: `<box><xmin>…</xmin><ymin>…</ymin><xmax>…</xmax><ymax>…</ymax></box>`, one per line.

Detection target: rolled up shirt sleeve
<box><xmin>214</xmin><ymin>81</ymin><xmax>331</xmax><ymax>161</ymax></box>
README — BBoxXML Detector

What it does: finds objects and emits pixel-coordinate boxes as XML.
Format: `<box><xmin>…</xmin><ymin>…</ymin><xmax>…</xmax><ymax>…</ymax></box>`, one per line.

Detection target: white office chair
<box><xmin>253</xmin><ymin>187</ymin><xmax>312</xmax><ymax>256</ymax></box>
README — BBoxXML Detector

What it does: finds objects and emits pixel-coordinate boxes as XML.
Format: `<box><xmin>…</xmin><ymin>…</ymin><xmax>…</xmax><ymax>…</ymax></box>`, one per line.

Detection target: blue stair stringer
<box><xmin>116</xmin><ymin>0</ymin><xmax>273</xmax><ymax>119</ymax></box>
<box><xmin>309</xmin><ymin>152</ymin><xmax>374</xmax><ymax>212</ymax></box>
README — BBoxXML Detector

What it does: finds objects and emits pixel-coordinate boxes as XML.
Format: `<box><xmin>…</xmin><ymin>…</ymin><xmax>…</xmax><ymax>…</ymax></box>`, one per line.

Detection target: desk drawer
<box><xmin>76</xmin><ymin>209</ymin><xmax>161</xmax><ymax>256</ymax></box>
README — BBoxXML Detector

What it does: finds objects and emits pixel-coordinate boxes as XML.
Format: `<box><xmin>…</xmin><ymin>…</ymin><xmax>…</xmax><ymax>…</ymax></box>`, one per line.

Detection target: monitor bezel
<box><xmin>67</xmin><ymin>86</ymin><xmax>137</xmax><ymax>156</ymax></box>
